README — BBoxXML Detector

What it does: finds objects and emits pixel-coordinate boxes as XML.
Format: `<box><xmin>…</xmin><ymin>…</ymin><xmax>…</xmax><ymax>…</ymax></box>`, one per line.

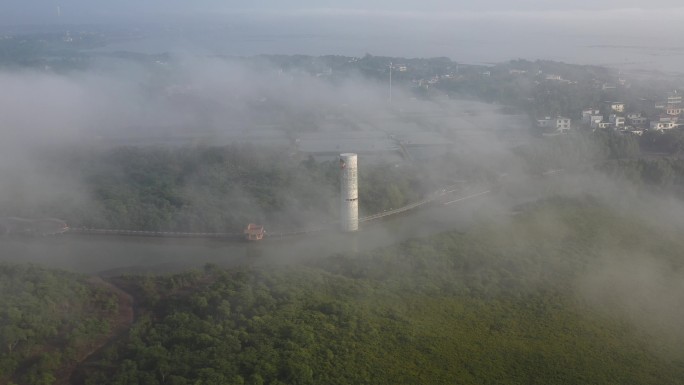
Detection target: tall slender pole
<box><xmin>389</xmin><ymin>62</ymin><xmax>393</xmax><ymax>104</ymax></box>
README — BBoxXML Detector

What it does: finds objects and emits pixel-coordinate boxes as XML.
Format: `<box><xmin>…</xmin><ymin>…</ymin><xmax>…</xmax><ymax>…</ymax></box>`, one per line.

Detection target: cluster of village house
<box><xmin>537</xmin><ymin>90</ymin><xmax>684</xmax><ymax>136</ymax></box>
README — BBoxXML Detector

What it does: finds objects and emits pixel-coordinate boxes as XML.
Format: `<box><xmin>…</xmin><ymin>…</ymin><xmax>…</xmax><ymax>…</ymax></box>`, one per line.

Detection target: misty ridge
<box><xmin>0</xmin><ymin>54</ymin><xmax>680</xmax><ymax>319</ymax></box>
<box><xmin>0</xmin><ymin>57</ymin><xmax>385</xmax><ymax>223</ymax></box>
<box><xmin>0</xmin><ymin>58</ymin><xmax>681</xmax><ymax>272</ymax></box>
<box><xmin>0</xmin><ymin>56</ymin><xmax>390</xmax><ymax>146</ymax></box>
<box><xmin>2</xmin><ymin>50</ymin><xmax>684</xmax><ymax>383</ymax></box>
<box><xmin>0</xmin><ymin>54</ymin><xmax>524</xmax><ymax>231</ymax></box>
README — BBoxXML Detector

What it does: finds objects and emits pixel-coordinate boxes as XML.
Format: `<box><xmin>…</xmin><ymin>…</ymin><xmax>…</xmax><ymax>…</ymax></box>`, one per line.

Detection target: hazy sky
<box><xmin>3</xmin><ymin>1</ymin><xmax>684</xmax><ymax>24</ymax></box>
<box><xmin>4</xmin><ymin>1</ymin><xmax>684</xmax><ymax>70</ymax></box>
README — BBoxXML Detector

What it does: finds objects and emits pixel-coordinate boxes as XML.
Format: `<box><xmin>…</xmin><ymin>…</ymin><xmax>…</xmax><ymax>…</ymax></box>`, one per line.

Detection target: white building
<box><xmin>628</xmin><ymin>116</ymin><xmax>648</xmax><ymax>126</ymax></box>
<box><xmin>666</xmin><ymin>106</ymin><xmax>683</xmax><ymax>116</ymax></box>
<box><xmin>607</xmin><ymin>102</ymin><xmax>625</xmax><ymax>113</ymax></box>
<box><xmin>658</xmin><ymin>115</ymin><xmax>678</xmax><ymax>123</ymax></box>
<box><xmin>537</xmin><ymin>116</ymin><xmax>571</xmax><ymax>131</ymax></box>
<box><xmin>655</xmin><ymin>91</ymin><xmax>682</xmax><ymax>110</ymax></box>
<box><xmin>582</xmin><ymin>108</ymin><xmax>601</xmax><ymax>125</ymax></box>
<box><xmin>556</xmin><ymin>117</ymin><xmax>571</xmax><ymax>130</ymax></box>
<box><xmin>609</xmin><ymin>114</ymin><xmax>625</xmax><ymax>128</ymax></box>
<box><xmin>650</xmin><ymin>121</ymin><xmax>677</xmax><ymax>131</ymax></box>
<box><xmin>667</xmin><ymin>91</ymin><xmax>682</xmax><ymax>106</ymax></box>
<box><xmin>590</xmin><ymin>116</ymin><xmax>604</xmax><ymax>129</ymax></box>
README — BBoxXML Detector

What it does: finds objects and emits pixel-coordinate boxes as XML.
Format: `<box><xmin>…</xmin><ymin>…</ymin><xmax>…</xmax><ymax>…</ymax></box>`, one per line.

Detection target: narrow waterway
<box><xmin>0</xmin><ymin>193</ymin><xmax>496</xmax><ymax>275</ymax></box>
<box><xmin>0</xmin><ymin>171</ymin><xmax>558</xmax><ymax>275</ymax></box>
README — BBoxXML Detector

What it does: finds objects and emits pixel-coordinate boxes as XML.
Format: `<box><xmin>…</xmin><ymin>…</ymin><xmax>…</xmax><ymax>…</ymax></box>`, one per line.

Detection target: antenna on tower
<box><xmin>57</xmin><ymin>5</ymin><xmax>61</xmax><ymax>18</ymax></box>
<box><xmin>389</xmin><ymin>62</ymin><xmax>393</xmax><ymax>104</ymax></box>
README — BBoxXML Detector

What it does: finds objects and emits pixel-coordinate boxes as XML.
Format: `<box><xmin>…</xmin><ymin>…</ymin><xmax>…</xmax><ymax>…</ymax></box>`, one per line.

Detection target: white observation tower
<box><xmin>339</xmin><ymin>153</ymin><xmax>359</xmax><ymax>232</ymax></box>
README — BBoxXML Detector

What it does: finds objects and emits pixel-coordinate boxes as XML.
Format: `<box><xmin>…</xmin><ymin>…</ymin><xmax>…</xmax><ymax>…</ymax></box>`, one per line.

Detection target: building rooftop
<box><xmin>244</xmin><ymin>224</ymin><xmax>265</xmax><ymax>241</ymax></box>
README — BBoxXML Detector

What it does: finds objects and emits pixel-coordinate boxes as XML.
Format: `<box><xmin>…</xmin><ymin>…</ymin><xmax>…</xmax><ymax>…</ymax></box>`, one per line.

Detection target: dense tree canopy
<box><xmin>0</xmin><ymin>264</ymin><xmax>119</xmax><ymax>385</ymax></box>
<box><xmin>72</xmin><ymin>198</ymin><xmax>684</xmax><ymax>385</ymax></box>
<box><xmin>1</xmin><ymin>145</ymin><xmax>443</xmax><ymax>233</ymax></box>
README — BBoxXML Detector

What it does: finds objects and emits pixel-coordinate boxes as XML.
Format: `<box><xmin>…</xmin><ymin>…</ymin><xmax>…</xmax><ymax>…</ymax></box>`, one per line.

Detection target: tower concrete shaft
<box><xmin>339</xmin><ymin>153</ymin><xmax>359</xmax><ymax>232</ymax></box>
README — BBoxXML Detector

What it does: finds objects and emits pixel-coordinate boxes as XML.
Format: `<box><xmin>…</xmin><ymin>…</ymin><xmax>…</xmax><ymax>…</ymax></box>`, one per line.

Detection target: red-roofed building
<box><xmin>244</xmin><ymin>224</ymin><xmax>265</xmax><ymax>241</ymax></box>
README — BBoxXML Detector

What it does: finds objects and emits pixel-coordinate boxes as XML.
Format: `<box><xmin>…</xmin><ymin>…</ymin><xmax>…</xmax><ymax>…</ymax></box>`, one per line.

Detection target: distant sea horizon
<box><xmin>5</xmin><ymin>20</ymin><xmax>682</xmax><ymax>76</ymax></box>
<box><xmin>90</xmin><ymin>31</ymin><xmax>684</xmax><ymax>76</ymax></box>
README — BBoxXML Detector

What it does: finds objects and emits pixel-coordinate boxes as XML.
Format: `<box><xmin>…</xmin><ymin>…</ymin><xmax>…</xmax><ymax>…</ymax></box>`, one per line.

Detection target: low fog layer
<box><xmin>0</xmin><ymin>55</ymin><xmax>683</xmax><ymax>350</ymax></box>
<box><xmin>0</xmin><ymin>55</ymin><xmax>525</xmax><ymax>169</ymax></box>
<box><xmin>0</xmin><ymin>56</ymin><xmax>524</xmax><ymax>227</ymax></box>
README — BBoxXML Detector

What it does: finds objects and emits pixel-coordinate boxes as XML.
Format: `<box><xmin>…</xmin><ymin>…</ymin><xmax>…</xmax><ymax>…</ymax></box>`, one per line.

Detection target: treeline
<box><xmin>6</xmin><ymin>130</ymin><xmax>684</xmax><ymax>233</ymax></box>
<box><xmin>0</xmin><ymin>264</ymin><xmax>119</xmax><ymax>385</ymax></box>
<box><xmin>3</xmin><ymin>145</ymin><xmax>440</xmax><ymax>233</ymax></box>
<box><xmin>78</xmin><ymin>145</ymin><xmax>340</xmax><ymax>232</ymax></box>
<box><xmin>641</xmin><ymin>129</ymin><xmax>684</xmax><ymax>155</ymax></box>
<box><xmin>434</xmin><ymin>59</ymin><xmax>684</xmax><ymax>123</ymax></box>
<box><xmin>73</xmin><ymin>198</ymin><xmax>684</xmax><ymax>384</ymax></box>
<box><xmin>513</xmin><ymin>129</ymin><xmax>640</xmax><ymax>174</ymax></box>
<box><xmin>600</xmin><ymin>157</ymin><xmax>684</xmax><ymax>189</ymax></box>
<box><xmin>435</xmin><ymin>59</ymin><xmax>619</xmax><ymax>117</ymax></box>
<box><xmin>514</xmin><ymin>129</ymin><xmax>684</xmax><ymax>196</ymax></box>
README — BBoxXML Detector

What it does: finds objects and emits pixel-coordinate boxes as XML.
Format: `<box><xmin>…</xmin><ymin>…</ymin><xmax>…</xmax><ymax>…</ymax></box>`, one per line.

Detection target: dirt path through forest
<box><xmin>56</xmin><ymin>277</ymin><xmax>134</xmax><ymax>385</ymax></box>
